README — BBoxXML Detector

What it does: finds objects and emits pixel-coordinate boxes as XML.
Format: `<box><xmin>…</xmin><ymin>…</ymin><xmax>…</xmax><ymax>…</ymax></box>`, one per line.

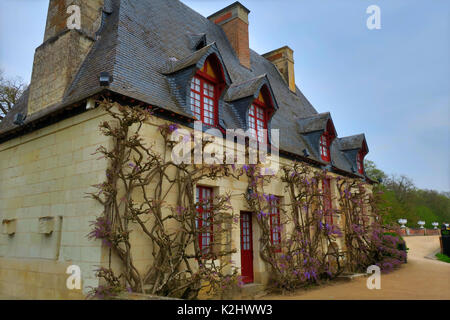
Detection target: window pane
<box><xmin>257</xmin><ymin>107</ymin><xmax>264</xmax><ymax>119</ymax></box>
<box><xmin>257</xmin><ymin>119</ymin><xmax>264</xmax><ymax>129</ymax></box>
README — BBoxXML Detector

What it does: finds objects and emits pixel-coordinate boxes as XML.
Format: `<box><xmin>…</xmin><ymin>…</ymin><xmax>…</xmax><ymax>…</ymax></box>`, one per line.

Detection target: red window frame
<box><xmin>269</xmin><ymin>197</ymin><xmax>281</xmax><ymax>251</ymax></box>
<box><xmin>196</xmin><ymin>186</ymin><xmax>214</xmax><ymax>254</ymax></box>
<box><xmin>322</xmin><ymin>178</ymin><xmax>333</xmax><ymax>225</ymax></box>
<box><xmin>190</xmin><ymin>60</ymin><xmax>221</xmax><ymax>127</ymax></box>
<box><xmin>248</xmin><ymin>100</ymin><xmax>268</xmax><ymax>144</ymax></box>
<box><xmin>319</xmin><ymin>133</ymin><xmax>331</xmax><ymax>162</ymax></box>
<box><xmin>319</xmin><ymin>120</ymin><xmax>336</xmax><ymax>162</ymax></box>
<box><xmin>356</xmin><ymin>150</ymin><xmax>364</xmax><ymax>174</ymax></box>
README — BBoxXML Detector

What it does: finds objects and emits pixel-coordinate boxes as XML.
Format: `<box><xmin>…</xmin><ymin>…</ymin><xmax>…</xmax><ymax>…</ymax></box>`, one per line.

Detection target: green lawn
<box><xmin>435</xmin><ymin>253</ymin><xmax>450</xmax><ymax>263</ymax></box>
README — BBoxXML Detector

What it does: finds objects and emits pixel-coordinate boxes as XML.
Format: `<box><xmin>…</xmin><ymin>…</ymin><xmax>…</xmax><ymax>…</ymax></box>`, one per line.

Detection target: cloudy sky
<box><xmin>0</xmin><ymin>0</ymin><xmax>448</xmax><ymax>191</ymax></box>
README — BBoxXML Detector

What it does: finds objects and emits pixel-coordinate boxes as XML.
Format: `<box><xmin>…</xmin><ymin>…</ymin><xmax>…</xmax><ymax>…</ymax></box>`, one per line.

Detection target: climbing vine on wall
<box><xmin>87</xmin><ymin>99</ymin><xmax>243</xmax><ymax>299</ymax></box>
<box><xmin>244</xmin><ymin>163</ymin><xmax>406</xmax><ymax>293</ymax></box>
<box><xmin>244</xmin><ymin>164</ymin><xmax>344</xmax><ymax>292</ymax></box>
<box><xmin>335</xmin><ymin>179</ymin><xmax>406</xmax><ymax>273</ymax></box>
<box><xmin>87</xmin><ymin>99</ymin><xmax>406</xmax><ymax>298</ymax></box>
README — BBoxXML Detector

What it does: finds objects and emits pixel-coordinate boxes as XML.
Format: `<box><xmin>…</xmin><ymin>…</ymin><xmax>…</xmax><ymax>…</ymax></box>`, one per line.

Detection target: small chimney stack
<box><xmin>208</xmin><ymin>2</ymin><xmax>251</xmax><ymax>69</ymax></box>
<box><xmin>263</xmin><ymin>46</ymin><xmax>296</xmax><ymax>92</ymax></box>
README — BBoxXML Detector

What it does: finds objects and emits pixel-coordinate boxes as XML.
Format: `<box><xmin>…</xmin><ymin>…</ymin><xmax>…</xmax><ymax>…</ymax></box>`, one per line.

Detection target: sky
<box><xmin>0</xmin><ymin>0</ymin><xmax>449</xmax><ymax>192</ymax></box>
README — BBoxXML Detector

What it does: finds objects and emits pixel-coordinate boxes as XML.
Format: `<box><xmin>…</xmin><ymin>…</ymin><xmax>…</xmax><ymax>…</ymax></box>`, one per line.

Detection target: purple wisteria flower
<box><xmin>168</xmin><ymin>124</ymin><xmax>179</xmax><ymax>132</ymax></box>
<box><xmin>88</xmin><ymin>217</ymin><xmax>112</xmax><ymax>247</ymax></box>
<box><xmin>257</xmin><ymin>211</ymin><xmax>269</xmax><ymax>220</ymax></box>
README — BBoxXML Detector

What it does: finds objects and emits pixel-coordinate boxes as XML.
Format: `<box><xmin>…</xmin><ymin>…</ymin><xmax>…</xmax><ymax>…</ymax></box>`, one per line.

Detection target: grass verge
<box><xmin>435</xmin><ymin>253</ymin><xmax>450</xmax><ymax>263</ymax></box>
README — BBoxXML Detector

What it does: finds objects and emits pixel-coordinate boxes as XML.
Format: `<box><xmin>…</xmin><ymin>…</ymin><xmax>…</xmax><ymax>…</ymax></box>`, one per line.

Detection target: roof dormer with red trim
<box><xmin>224</xmin><ymin>74</ymin><xmax>278</xmax><ymax>145</ymax></box>
<box><xmin>189</xmin><ymin>54</ymin><xmax>228</xmax><ymax>127</ymax></box>
<box><xmin>296</xmin><ymin>112</ymin><xmax>337</xmax><ymax>164</ymax></box>
<box><xmin>338</xmin><ymin>134</ymin><xmax>369</xmax><ymax>176</ymax></box>
<box><xmin>319</xmin><ymin>119</ymin><xmax>337</xmax><ymax>162</ymax></box>
<box><xmin>164</xmin><ymin>43</ymin><xmax>231</xmax><ymax>128</ymax></box>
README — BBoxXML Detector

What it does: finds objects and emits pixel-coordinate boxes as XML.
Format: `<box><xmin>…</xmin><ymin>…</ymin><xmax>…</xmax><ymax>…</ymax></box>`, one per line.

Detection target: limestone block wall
<box><xmin>0</xmin><ymin>107</ymin><xmax>110</xmax><ymax>299</ymax></box>
<box><xmin>27</xmin><ymin>31</ymin><xmax>94</xmax><ymax>115</ymax></box>
<box><xmin>44</xmin><ymin>0</ymin><xmax>104</xmax><ymax>42</ymax></box>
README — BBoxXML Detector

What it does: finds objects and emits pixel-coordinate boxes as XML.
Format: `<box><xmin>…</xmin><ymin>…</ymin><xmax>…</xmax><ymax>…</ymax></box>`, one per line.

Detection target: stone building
<box><xmin>0</xmin><ymin>0</ymin><xmax>372</xmax><ymax>299</ymax></box>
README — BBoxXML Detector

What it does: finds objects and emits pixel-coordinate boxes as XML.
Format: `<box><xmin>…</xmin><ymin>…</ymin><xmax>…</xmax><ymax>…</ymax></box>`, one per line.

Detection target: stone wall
<box><xmin>0</xmin><ymin>107</ymin><xmax>110</xmax><ymax>299</ymax></box>
<box><xmin>399</xmin><ymin>228</ymin><xmax>441</xmax><ymax>237</ymax></box>
<box><xmin>27</xmin><ymin>31</ymin><xmax>94</xmax><ymax>115</ymax></box>
<box><xmin>44</xmin><ymin>0</ymin><xmax>104</xmax><ymax>42</ymax></box>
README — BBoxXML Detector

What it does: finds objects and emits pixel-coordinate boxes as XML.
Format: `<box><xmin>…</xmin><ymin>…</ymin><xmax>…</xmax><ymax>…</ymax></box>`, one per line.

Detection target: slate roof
<box><xmin>164</xmin><ymin>43</ymin><xmax>218</xmax><ymax>74</ymax></box>
<box><xmin>296</xmin><ymin>112</ymin><xmax>333</xmax><ymax>134</ymax></box>
<box><xmin>225</xmin><ymin>74</ymin><xmax>269</xmax><ymax>102</ymax></box>
<box><xmin>338</xmin><ymin>134</ymin><xmax>368</xmax><ymax>152</ymax></box>
<box><xmin>0</xmin><ymin>0</ymin><xmax>369</xmax><ymax>178</ymax></box>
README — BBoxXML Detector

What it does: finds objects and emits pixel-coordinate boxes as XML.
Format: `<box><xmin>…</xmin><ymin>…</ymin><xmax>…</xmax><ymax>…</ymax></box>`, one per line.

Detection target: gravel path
<box><xmin>1</xmin><ymin>236</ymin><xmax>448</xmax><ymax>300</ymax></box>
<box><xmin>263</xmin><ymin>235</ymin><xmax>450</xmax><ymax>300</ymax></box>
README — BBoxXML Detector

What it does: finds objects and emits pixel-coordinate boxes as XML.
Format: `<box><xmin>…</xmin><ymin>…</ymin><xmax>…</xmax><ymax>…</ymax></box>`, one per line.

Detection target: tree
<box><xmin>0</xmin><ymin>69</ymin><xmax>27</xmax><ymax>121</ymax></box>
<box><xmin>364</xmin><ymin>159</ymin><xmax>387</xmax><ymax>182</ymax></box>
<box><xmin>384</xmin><ymin>174</ymin><xmax>416</xmax><ymax>206</ymax></box>
<box><xmin>365</xmin><ymin>160</ymin><xmax>450</xmax><ymax>227</ymax></box>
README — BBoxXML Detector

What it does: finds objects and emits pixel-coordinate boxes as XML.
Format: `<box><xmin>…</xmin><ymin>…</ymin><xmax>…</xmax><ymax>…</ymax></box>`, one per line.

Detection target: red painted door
<box><xmin>240</xmin><ymin>212</ymin><xmax>254</xmax><ymax>284</ymax></box>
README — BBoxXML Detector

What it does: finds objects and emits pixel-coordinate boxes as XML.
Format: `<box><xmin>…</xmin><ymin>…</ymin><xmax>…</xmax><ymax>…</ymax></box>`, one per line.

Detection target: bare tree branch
<box><xmin>0</xmin><ymin>68</ymin><xmax>28</xmax><ymax>121</ymax></box>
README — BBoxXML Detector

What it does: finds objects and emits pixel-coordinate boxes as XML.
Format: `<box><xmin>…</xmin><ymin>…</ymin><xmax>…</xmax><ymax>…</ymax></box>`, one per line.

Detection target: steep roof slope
<box><xmin>0</xmin><ymin>0</ymin><xmax>364</xmax><ymax>177</ymax></box>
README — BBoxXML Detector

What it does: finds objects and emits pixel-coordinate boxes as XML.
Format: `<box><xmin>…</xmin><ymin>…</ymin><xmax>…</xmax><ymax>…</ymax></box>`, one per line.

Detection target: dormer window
<box><xmin>190</xmin><ymin>76</ymin><xmax>216</xmax><ymax>126</ymax></box>
<box><xmin>356</xmin><ymin>151</ymin><xmax>364</xmax><ymax>174</ymax></box>
<box><xmin>356</xmin><ymin>140</ymin><xmax>368</xmax><ymax>174</ymax></box>
<box><xmin>319</xmin><ymin>119</ymin><xmax>336</xmax><ymax>162</ymax></box>
<box><xmin>319</xmin><ymin>134</ymin><xmax>330</xmax><ymax>161</ymax></box>
<box><xmin>248</xmin><ymin>103</ymin><xmax>266</xmax><ymax>143</ymax></box>
<box><xmin>248</xmin><ymin>86</ymin><xmax>275</xmax><ymax>144</ymax></box>
<box><xmin>190</xmin><ymin>55</ymin><xmax>226</xmax><ymax>126</ymax></box>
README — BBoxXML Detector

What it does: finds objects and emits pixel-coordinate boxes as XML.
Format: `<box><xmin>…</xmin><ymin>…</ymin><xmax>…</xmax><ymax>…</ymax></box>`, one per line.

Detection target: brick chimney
<box><xmin>263</xmin><ymin>46</ymin><xmax>296</xmax><ymax>92</ymax></box>
<box><xmin>27</xmin><ymin>0</ymin><xmax>105</xmax><ymax>115</ymax></box>
<box><xmin>208</xmin><ymin>2</ymin><xmax>251</xmax><ymax>69</ymax></box>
